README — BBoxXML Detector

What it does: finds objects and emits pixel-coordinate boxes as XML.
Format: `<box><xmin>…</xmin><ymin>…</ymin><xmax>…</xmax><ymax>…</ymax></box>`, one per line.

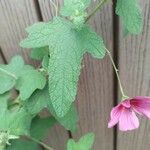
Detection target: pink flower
<box><xmin>108</xmin><ymin>96</ymin><xmax>150</xmax><ymax>131</ymax></box>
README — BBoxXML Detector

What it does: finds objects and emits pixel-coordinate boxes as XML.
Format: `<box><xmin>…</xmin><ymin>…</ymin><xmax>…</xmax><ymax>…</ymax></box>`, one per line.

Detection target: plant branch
<box><xmin>29</xmin><ymin>137</ymin><xmax>54</xmax><ymax>150</ymax></box>
<box><xmin>0</xmin><ymin>68</ymin><xmax>17</xmax><ymax>80</ymax></box>
<box><xmin>86</xmin><ymin>0</ymin><xmax>109</xmax><ymax>22</ymax></box>
<box><xmin>105</xmin><ymin>49</ymin><xmax>128</xmax><ymax>100</ymax></box>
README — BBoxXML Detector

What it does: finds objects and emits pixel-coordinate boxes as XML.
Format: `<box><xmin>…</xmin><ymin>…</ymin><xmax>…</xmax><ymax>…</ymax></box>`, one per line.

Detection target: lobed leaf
<box><xmin>0</xmin><ymin>94</ymin><xmax>32</xmax><ymax>136</ymax></box>
<box><xmin>30</xmin><ymin>116</ymin><xmax>56</xmax><ymax>140</ymax></box>
<box><xmin>60</xmin><ymin>0</ymin><xmax>91</xmax><ymax>16</ymax></box>
<box><xmin>20</xmin><ymin>17</ymin><xmax>106</xmax><ymax>117</ymax></box>
<box><xmin>24</xmin><ymin>85</ymin><xmax>78</xmax><ymax>132</ymax></box>
<box><xmin>0</xmin><ymin>55</ymin><xmax>46</xmax><ymax>100</ymax></box>
<box><xmin>116</xmin><ymin>0</ymin><xmax>143</xmax><ymax>34</ymax></box>
<box><xmin>67</xmin><ymin>133</ymin><xmax>95</xmax><ymax>150</ymax></box>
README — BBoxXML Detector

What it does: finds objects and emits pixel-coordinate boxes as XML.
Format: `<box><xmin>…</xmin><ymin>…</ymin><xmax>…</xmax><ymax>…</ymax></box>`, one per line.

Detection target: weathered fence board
<box><xmin>0</xmin><ymin>0</ymin><xmax>69</xmax><ymax>149</ymax></box>
<box><xmin>117</xmin><ymin>1</ymin><xmax>150</xmax><ymax>150</ymax></box>
<box><xmin>72</xmin><ymin>2</ymin><xmax>114</xmax><ymax>150</ymax></box>
<box><xmin>0</xmin><ymin>53</ymin><xmax>4</xmax><ymax>63</ymax></box>
<box><xmin>0</xmin><ymin>0</ymin><xmax>39</xmax><ymax>64</ymax></box>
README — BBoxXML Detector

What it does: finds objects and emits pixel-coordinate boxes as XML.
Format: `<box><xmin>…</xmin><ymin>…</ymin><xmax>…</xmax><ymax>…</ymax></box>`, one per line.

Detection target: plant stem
<box><xmin>86</xmin><ymin>0</ymin><xmax>109</xmax><ymax>22</ymax></box>
<box><xmin>0</xmin><ymin>68</ymin><xmax>17</xmax><ymax>80</ymax></box>
<box><xmin>105</xmin><ymin>49</ymin><xmax>128</xmax><ymax>100</ymax></box>
<box><xmin>29</xmin><ymin>137</ymin><xmax>54</xmax><ymax>150</ymax></box>
<box><xmin>49</xmin><ymin>0</ymin><xmax>58</xmax><ymax>16</ymax></box>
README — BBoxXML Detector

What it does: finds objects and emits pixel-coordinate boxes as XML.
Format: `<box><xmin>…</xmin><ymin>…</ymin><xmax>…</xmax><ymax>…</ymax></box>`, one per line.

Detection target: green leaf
<box><xmin>0</xmin><ymin>94</ymin><xmax>32</xmax><ymax>136</ymax></box>
<box><xmin>67</xmin><ymin>133</ymin><xmax>95</xmax><ymax>150</ymax></box>
<box><xmin>15</xmin><ymin>69</ymin><xmax>46</xmax><ymax>100</ymax></box>
<box><xmin>0</xmin><ymin>73</ymin><xmax>16</xmax><ymax>94</ymax></box>
<box><xmin>60</xmin><ymin>0</ymin><xmax>91</xmax><ymax>17</ymax></box>
<box><xmin>20</xmin><ymin>17</ymin><xmax>106</xmax><ymax>117</ymax></box>
<box><xmin>42</xmin><ymin>55</ymin><xmax>49</xmax><ymax>70</ymax></box>
<box><xmin>30</xmin><ymin>116</ymin><xmax>56</xmax><ymax>140</ymax></box>
<box><xmin>20</xmin><ymin>22</ymin><xmax>54</xmax><ymax>48</ymax></box>
<box><xmin>31</xmin><ymin>47</ymin><xmax>49</xmax><ymax>60</ymax></box>
<box><xmin>60</xmin><ymin>0</ymin><xmax>91</xmax><ymax>28</ymax></box>
<box><xmin>0</xmin><ymin>56</ymin><xmax>46</xmax><ymax>99</ymax></box>
<box><xmin>24</xmin><ymin>85</ymin><xmax>78</xmax><ymax>132</ymax></box>
<box><xmin>7</xmin><ymin>140</ymin><xmax>38</xmax><ymax>150</ymax></box>
<box><xmin>0</xmin><ymin>56</ymin><xmax>24</xmax><ymax>94</ymax></box>
<box><xmin>116</xmin><ymin>0</ymin><xmax>143</xmax><ymax>34</ymax></box>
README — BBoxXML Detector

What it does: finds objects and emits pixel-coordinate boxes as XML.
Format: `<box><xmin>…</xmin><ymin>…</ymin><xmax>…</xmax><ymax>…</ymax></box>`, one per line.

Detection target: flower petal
<box><xmin>108</xmin><ymin>105</ymin><xmax>122</xmax><ymax>128</ymax></box>
<box><xmin>121</xmin><ymin>99</ymin><xmax>131</xmax><ymax>108</ymax></box>
<box><xmin>131</xmin><ymin>97</ymin><xmax>150</xmax><ymax>118</ymax></box>
<box><xmin>119</xmin><ymin>108</ymin><xmax>139</xmax><ymax>131</ymax></box>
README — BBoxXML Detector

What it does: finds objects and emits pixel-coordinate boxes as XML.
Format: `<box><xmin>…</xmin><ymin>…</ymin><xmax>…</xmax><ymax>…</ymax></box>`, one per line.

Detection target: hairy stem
<box><xmin>29</xmin><ymin>137</ymin><xmax>54</xmax><ymax>150</ymax></box>
<box><xmin>106</xmin><ymin>49</ymin><xmax>128</xmax><ymax>100</ymax></box>
<box><xmin>86</xmin><ymin>0</ymin><xmax>109</xmax><ymax>22</ymax></box>
<box><xmin>0</xmin><ymin>68</ymin><xmax>17</xmax><ymax>80</ymax></box>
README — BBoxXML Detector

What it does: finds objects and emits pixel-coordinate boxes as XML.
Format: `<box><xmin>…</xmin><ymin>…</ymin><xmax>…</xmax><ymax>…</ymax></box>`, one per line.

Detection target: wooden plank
<box><xmin>0</xmin><ymin>0</ymin><xmax>69</xmax><ymax>149</ymax></box>
<box><xmin>38</xmin><ymin>0</ymin><xmax>63</xmax><ymax>21</ymax></box>
<box><xmin>72</xmin><ymin>2</ymin><xmax>114</xmax><ymax>150</ymax></box>
<box><xmin>0</xmin><ymin>0</ymin><xmax>39</xmax><ymax>65</ymax></box>
<box><xmin>38</xmin><ymin>0</ymin><xmax>114</xmax><ymax>149</ymax></box>
<box><xmin>117</xmin><ymin>1</ymin><xmax>150</xmax><ymax>150</ymax></box>
<box><xmin>0</xmin><ymin>53</ymin><xmax>4</xmax><ymax>63</ymax></box>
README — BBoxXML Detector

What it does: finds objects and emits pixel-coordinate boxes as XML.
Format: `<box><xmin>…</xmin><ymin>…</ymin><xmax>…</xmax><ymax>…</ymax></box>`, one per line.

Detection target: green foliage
<box><xmin>67</xmin><ymin>133</ymin><xmax>95</xmax><ymax>150</ymax></box>
<box><xmin>31</xmin><ymin>47</ymin><xmax>49</xmax><ymax>60</ymax></box>
<box><xmin>0</xmin><ymin>56</ymin><xmax>46</xmax><ymax>100</ymax></box>
<box><xmin>0</xmin><ymin>94</ymin><xmax>32</xmax><ymax>136</ymax></box>
<box><xmin>7</xmin><ymin>140</ymin><xmax>38</xmax><ymax>150</ymax></box>
<box><xmin>116</xmin><ymin>0</ymin><xmax>143</xmax><ymax>34</ymax></box>
<box><xmin>60</xmin><ymin>0</ymin><xmax>91</xmax><ymax>27</ymax></box>
<box><xmin>60</xmin><ymin>0</ymin><xmax>91</xmax><ymax>17</ymax></box>
<box><xmin>20</xmin><ymin>17</ymin><xmax>106</xmax><ymax>117</ymax></box>
<box><xmin>24</xmin><ymin>85</ymin><xmax>78</xmax><ymax>132</ymax></box>
<box><xmin>30</xmin><ymin>116</ymin><xmax>56</xmax><ymax>140</ymax></box>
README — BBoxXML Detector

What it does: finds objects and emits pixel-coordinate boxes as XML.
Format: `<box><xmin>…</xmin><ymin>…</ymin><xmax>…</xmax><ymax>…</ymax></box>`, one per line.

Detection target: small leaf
<box><xmin>30</xmin><ymin>116</ymin><xmax>56</xmax><ymax>140</ymax></box>
<box><xmin>116</xmin><ymin>0</ymin><xmax>143</xmax><ymax>34</ymax></box>
<box><xmin>0</xmin><ymin>73</ymin><xmax>16</xmax><ymax>94</ymax></box>
<box><xmin>15</xmin><ymin>69</ymin><xmax>46</xmax><ymax>100</ymax></box>
<box><xmin>60</xmin><ymin>0</ymin><xmax>91</xmax><ymax>17</ymax></box>
<box><xmin>0</xmin><ymin>56</ymin><xmax>24</xmax><ymax>94</ymax></box>
<box><xmin>7</xmin><ymin>139</ymin><xmax>38</xmax><ymax>150</ymax></box>
<box><xmin>67</xmin><ymin>133</ymin><xmax>95</xmax><ymax>150</ymax></box>
<box><xmin>0</xmin><ymin>94</ymin><xmax>32</xmax><ymax>136</ymax></box>
<box><xmin>24</xmin><ymin>85</ymin><xmax>78</xmax><ymax>132</ymax></box>
<box><xmin>42</xmin><ymin>55</ymin><xmax>49</xmax><ymax>70</ymax></box>
<box><xmin>31</xmin><ymin>47</ymin><xmax>49</xmax><ymax>60</ymax></box>
<box><xmin>0</xmin><ymin>56</ymin><xmax>46</xmax><ymax>99</ymax></box>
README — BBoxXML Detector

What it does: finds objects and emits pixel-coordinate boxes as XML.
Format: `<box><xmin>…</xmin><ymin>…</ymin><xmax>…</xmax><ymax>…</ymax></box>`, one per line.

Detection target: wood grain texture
<box><xmin>0</xmin><ymin>53</ymin><xmax>4</xmax><ymax>63</ymax></box>
<box><xmin>38</xmin><ymin>0</ymin><xmax>63</xmax><ymax>21</ymax></box>
<box><xmin>38</xmin><ymin>1</ymin><xmax>114</xmax><ymax>149</ymax></box>
<box><xmin>72</xmin><ymin>1</ymin><xmax>114</xmax><ymax>150</ymax></box>
<box><xmin>117</xmin><ymin>1</ymin><xmax>150</xmax><ymax>150</ymax></box>
<box><xmin>0</xmin><ymin>0</ymin><xmax>39</xmax><ymax>65</ymax></box>
<box><xmin>0</xmin><ymin>0</ymin><xmax>69</xmax><ymax>149</ymax></box>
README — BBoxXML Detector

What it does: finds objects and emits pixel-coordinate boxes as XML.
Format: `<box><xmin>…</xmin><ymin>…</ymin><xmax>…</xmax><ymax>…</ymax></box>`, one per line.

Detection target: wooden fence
<box><xmin>0</xmin><ymin>0</ymin><xmax>150</xmax><ymax>150</ymax></box>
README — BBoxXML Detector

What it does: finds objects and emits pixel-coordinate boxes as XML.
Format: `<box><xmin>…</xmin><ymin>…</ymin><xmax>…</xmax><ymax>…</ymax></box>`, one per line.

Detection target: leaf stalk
<box><xmin>86</xmin><ymin>0</ymin><xmax>109</xmax><ymax>22</ymax></box>
<box><xmin>29</xmin><ymin>137</ymin><xmax>54</xmax><ymax>150</ymax></box>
